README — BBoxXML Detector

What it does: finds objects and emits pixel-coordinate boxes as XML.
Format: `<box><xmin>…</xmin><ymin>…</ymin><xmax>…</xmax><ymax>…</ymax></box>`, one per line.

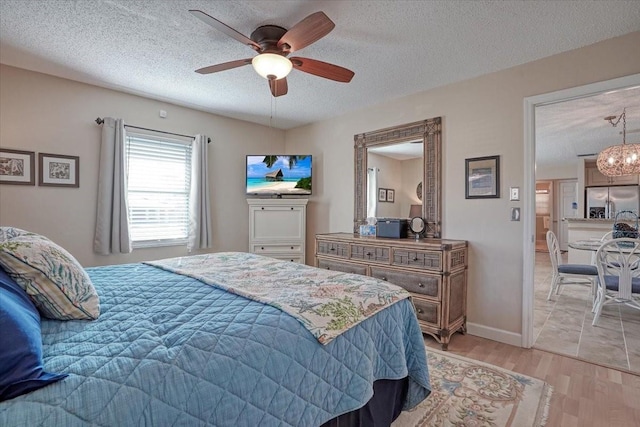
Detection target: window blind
<box><xmin>126</xmin><ymin>134</ymin><xmax>192</xmax><ymax>247</ymax></box>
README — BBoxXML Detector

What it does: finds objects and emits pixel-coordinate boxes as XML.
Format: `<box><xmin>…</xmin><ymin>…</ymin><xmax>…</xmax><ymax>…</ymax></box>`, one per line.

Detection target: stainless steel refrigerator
<box><xmin>586</xmin><ymin>185</ymin><xmax>640</xmax><ymax>219</ymax></box>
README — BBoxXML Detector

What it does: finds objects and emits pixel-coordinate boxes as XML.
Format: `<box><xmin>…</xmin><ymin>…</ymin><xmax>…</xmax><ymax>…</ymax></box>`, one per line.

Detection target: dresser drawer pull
<box><xmin>413</xmin><ymin>257</ymin><xmax>419</xmax><ymax>261</ymax></box>
<box><xmin>416</xmin><ymin>308</ymin><xmax>424</xmax><ymax>314</ymax></box>
<box><xmin>418</xmin><ymin>283</ymin><xmax>425</xmax><ymax>288</ymax></box>
<box><xmin>261</xmin><ymin>247</ymin><xmax>264</xmax><ymax>250</ymax></box>
<box><xmin>366</xmin><ymin>252</ymin><xmax>372</xmax><ymax>257</ymax></box>
<box><xmin>381</xmin><ymin>277</ymin><xmax>387</xmax><ymax>281</ymax></box>
<box><xmin>330</xmin><ymin>248</ymin><xmax>336</xmax><ymax>251</ymax></box>
<box><xmin>291</xmin><ymin>246</ymin><xmax>294</xmax><ymax>250</ymax></box>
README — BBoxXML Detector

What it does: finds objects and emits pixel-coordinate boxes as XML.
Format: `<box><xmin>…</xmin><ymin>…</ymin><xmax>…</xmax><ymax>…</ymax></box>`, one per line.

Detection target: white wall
<box><xmin>367</xmin><ymin>152</ymin><xmax>402</xmax><ymax>218</ymax></box>
<box><xmin>0</xmin><ymin>65</ymin><xmax>285</xmax><ymax>266</ymax></box>
<box><xmin>286</xmin><ymin>31</ymin><xmax>640</xmax><ymax>342</ymax></box>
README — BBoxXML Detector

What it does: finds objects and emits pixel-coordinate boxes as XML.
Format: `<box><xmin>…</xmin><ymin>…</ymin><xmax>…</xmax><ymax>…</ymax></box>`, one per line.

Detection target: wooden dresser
<box><xmin>315</xmin><ymin>233</ymin><xmax>468</xmax><ymax>350</ymax></box>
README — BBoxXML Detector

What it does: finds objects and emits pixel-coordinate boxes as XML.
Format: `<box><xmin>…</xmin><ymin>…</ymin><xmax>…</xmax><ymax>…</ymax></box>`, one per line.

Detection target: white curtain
<box><xmin>188</xmin><ymin>134</ymin><xmax>212</xmax><ymax>251</ymax></box>
<box><xmin>367</xmin><ymin>167</ymin><xmax>378</xmax><ymax>218</ymax></box>
<box><xmin>94</xmin><ymin>117</ymin><xmax>132</xmax><ymax>254</ymax></box>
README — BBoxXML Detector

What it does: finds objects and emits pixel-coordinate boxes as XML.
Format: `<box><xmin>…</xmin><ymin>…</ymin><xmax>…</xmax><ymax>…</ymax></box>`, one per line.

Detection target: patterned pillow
<box><xmin>0</xmin><ymin>227</ymin><xmax>100</xmax><ymax>320</ymax></box>
<box><xmin>0</xmin><ymin>226</ymin><xmax>30</xmax><ymax>243</ymax></box>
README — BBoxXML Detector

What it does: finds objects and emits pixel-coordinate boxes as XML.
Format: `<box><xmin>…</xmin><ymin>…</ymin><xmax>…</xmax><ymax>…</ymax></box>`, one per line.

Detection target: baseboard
<box><xmin>466</xmin><ymin>322</ymin><xmax>523</xmax><ymax>347</ymax></box>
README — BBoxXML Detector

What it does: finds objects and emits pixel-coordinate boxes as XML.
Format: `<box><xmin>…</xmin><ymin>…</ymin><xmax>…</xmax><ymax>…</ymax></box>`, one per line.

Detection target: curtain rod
<box><xmin>95</xmin><ymin>118</ymin><xmax>210</xmax><ymax>144</ymax></box>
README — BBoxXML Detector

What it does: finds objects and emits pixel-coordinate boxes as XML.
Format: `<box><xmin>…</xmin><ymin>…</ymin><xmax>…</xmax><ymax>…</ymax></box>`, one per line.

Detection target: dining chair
<box><xmin>592</xmin><ymin>237</ymin><xmax>640</xmax><ymax>326</ymax></box>
<box><xmin>546</xmin><ymin>230</ymin><xmax>598</xmax><ymax>301</ymax></box>
<box><xmin>590</xmin><ymin>230</ymin><xmax>614</xmax><ymax>265</ymax></box>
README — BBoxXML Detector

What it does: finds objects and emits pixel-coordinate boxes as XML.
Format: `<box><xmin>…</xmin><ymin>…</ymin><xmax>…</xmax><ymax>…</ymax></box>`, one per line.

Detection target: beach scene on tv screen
<box><xmin>246</xmin><ymin>155</ymin><xmax>312</xmax><ymax>195</ymax></box>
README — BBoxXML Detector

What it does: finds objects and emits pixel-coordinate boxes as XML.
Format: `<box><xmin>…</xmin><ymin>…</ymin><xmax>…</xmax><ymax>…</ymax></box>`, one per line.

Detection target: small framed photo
<box><xmin>0</xmin><ymin>148</ymin><xmax>35</xmax><ymax>185</ymax></box>
<box><xmin>386</xmin><ymin>188</ymin><xmax>395</xmax><ymax>203</ymax></box>
<box><xmin>465</xmin><ymin>155</ymin><xmax>500</xmax><ymax>199</ymax></box>
<box><xmin>39</xmin><ymin>153</ymin><xmax>79</xmax><ymax>188</ymax></box>
<box><xmin>378</xmin><ymin>188</ymin><xmax>387</xmax><ymax>202</ymax></box>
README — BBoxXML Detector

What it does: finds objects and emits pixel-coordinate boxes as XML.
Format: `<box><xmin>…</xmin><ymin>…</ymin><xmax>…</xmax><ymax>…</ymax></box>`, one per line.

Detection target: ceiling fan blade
<box><xmin>290</xmin><ymin>57</ymin><xmax>354</xmax><ymax>83</ymax></box>
<box><xmin>269</xmin><ymin>77</ymin><xmax>288</xmax><ymax>97</ymax></box>
<box><xmin>189</xmin><ymin>10</ymin><xmax>261</xmax><ymax>51</ymax></box>
<box><xmin>277</xmin><ymin>11</ymin><xmax>335</xmax><ymax>53</ymax></box>
<box><xmin>195</xmin><ymin>58</ymin><xmax>252</xmax><ymax>74</ymax></box>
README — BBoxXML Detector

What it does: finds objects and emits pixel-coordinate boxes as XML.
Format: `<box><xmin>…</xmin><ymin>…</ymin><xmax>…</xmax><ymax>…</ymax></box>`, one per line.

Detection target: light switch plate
<box><xmin>510</xmin><ymin>187</ymin><xmax>520</xmax><ymax>201</ymax></box>
<box><xmin>511</xmin><ymin>207</ymin><xmax>520</xmax><ymax>221</ymax></box>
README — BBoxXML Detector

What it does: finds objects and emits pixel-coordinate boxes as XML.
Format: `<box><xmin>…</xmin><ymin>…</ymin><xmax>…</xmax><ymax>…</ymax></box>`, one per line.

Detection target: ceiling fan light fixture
<box><xmin>252</xmin><ymin>53</ymin><xmax>292</xmax><ymax>80</ymax></box>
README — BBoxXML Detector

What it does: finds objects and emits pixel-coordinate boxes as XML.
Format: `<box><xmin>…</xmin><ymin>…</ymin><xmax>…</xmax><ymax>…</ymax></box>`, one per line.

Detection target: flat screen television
<box><xmin>246</xmin><ymin>155</ymin><xmax>312</xmax><ymax>196</ymax></box>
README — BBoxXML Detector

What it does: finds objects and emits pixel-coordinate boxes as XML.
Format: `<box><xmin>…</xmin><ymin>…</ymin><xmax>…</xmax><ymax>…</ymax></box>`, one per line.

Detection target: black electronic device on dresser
<box><xmin>376</xmin><ymin>218</ymin><xmax>408</xmax><ymax>238</ymax></box>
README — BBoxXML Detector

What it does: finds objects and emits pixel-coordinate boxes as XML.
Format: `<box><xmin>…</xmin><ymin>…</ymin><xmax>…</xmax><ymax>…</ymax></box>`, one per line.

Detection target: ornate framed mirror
<box><xmin>353</xmin><ymin>117</ymin><xmax>442</xmax><ymax>237</ymax></box>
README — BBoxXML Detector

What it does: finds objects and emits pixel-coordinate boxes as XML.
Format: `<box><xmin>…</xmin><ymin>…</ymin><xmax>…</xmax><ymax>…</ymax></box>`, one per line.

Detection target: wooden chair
<box><xmin>546</xmin><ymin>230</ymin><xmax>598</xmax><ymax>301</ymax></box>
<box><xmin>592</xmin><ymin>238</ymin><xmax>640</xmax><ymax>326</ymax></box>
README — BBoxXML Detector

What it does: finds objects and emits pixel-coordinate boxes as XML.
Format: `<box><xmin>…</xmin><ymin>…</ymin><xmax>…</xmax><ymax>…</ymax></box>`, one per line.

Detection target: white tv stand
<box><xmin>247</xmin><ymin>198</ymin><xmax>308</xmax><ymax>264</ymax></box>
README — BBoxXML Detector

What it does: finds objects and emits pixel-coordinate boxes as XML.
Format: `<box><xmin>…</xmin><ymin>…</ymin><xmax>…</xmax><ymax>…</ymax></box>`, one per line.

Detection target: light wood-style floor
<box><xmin>425</xmin><ymin>334</ymin><xmax>640</xmax><ymax>427</ymax></box>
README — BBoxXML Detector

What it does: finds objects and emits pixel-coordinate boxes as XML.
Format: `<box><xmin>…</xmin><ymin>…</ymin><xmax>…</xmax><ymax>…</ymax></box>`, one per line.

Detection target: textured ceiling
<box><xmin>536</xmin><ymin>86</ymin><xmax>640</xmax><ymax>172</ymax></box>
<box><xmin>1</xmin><ymin>0</ymin><xmax>639</xmax><ymax>132</ymax></box>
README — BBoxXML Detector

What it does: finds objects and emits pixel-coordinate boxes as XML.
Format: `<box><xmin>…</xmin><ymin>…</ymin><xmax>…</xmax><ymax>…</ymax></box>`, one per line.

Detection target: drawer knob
<box><xmin>366</xmin><ymin>252</ymin><xmax>372</xmax><ymax>257</ymax></box>
<box><xmin>291</xmin><ymin>246</ymin><xmax>294</xmax><ymax>250</ymax></box>
<box><xmin>418</xmin><ymin>283</ymin><xmax>425</xmax><ymax>288</ymax></box>
<box><xmin>381</xmin><ymin>277</ymin><xmax>387</xmax><ymax>281</ymax></box>
<box><xmin>330</xmin><ymin>248</ymin><xmax>335</xmax><ymax>251</ymax></box>
<box><xmin>261</xmin><ymin>207</ymin><xmax>264</xmax><ymax>210</ymax></box>
<box><xmin>413</xmin><ymin>257</ymin><xmax>419</xmax><ymax>261</ymax></box>
<box><xmin>261</xmin><ymin>247</ymin><xmax>264</xmax><ymax>250</ymax></box>
<box><xmin>417</xmin><ymin>308</ymin><xmax>423</xmax><ymax>314</ymax></box>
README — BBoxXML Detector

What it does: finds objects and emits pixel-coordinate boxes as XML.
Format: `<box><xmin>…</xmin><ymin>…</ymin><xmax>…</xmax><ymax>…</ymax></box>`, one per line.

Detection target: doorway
<box><xmin>522</xmin><ymin>73</ymin><xmax>640</xmax><ymax>351</ymax></box>
<box><xmin>535</xmin><ymin>181</ymin><xmax>552</xmax><ymax>252</ymax></box>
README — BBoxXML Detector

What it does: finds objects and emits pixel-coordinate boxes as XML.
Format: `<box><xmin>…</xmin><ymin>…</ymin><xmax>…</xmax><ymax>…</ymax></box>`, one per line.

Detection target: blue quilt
<box><xmin>0</xmin><ymin>263</ymin><xmax>431</xmax><ymax>426</ymax></box>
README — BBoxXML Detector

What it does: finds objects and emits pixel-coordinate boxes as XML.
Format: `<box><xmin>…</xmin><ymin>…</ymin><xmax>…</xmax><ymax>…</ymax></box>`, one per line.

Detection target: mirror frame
<box><xmin>354</xmin><ymin>117</ymin><xmax>442</xmax><ymax>237</ymax></box>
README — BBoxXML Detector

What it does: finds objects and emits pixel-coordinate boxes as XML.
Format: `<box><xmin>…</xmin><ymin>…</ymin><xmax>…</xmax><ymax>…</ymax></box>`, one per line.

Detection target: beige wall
<box><xmin>286</xmin><ymin>31</ymin><xmax>640</xmax><ymax>340</ymax></box>
<box><xmin>0</xmin><ymin>64</ymin><xmax>285</xmax><ymax>266</ymax></box>
<box><xmin>2</xmin><ymin>31</ymin><xmax>639</xmax><ymax>342</ymax></box>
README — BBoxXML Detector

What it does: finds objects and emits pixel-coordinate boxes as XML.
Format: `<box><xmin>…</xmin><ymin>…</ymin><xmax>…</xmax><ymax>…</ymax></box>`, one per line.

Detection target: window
<box><xmin>126</xmin><ymin>133</ymin><xmax>192</xmax><ymax>247</ymax></box>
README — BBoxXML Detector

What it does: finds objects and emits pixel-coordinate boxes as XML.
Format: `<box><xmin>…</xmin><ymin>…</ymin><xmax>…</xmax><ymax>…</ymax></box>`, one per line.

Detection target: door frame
<box><xmin>557</xmin><ymin>179</ymin><xmax>578</xmax><ymax>251</ymax></box>
<box><xmin>522</xmin><ymin>73</ymin><xmax>640</xmax><ymax>348</ymax></box>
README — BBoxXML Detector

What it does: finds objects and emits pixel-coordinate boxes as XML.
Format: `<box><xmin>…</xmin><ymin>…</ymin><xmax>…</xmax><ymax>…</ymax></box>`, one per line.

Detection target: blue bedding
<box><xmin>0</xmin><ymin>262</ymin><xmax>431</xmax><ymax>426</ymax></box>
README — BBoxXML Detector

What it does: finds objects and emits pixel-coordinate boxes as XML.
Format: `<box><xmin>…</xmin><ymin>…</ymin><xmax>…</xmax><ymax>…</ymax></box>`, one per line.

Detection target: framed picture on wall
<box><xmin>39</xmin><ymin>153</ymin><xmax>80</xmax><ymax>187</ymax></box>
<box><xmin>0</xmin><ymin>148</ymin><xmax>35</xmax><ymax>185</ymax></box>
<box><xmin>378</xmin><ymin>188</ymin><xmax>387</xmax><ymax>202</ymax></box>
<box><xmin>465</xmin><ymin>155</ymin><xmax>500</xmax><ymax>199</ymax></box>
<box><xmin>386</xmin><ymin>189</ymin><xmax>395</xmax><ymax>203</ymax></box>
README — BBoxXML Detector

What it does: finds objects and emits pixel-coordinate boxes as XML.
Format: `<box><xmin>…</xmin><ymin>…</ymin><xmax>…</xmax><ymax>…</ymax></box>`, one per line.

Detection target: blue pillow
<box><xmin>0</xmin><ymin>265</ymin><xmax>67</xmax><ymax>401</ymax></box>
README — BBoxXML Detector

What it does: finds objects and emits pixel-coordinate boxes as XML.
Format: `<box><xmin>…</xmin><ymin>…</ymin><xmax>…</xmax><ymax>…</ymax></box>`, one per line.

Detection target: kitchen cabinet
<box><xmin>585</xmin><ymin>162</ymin><xmax>639</xmax><ymax>186</ymax></box>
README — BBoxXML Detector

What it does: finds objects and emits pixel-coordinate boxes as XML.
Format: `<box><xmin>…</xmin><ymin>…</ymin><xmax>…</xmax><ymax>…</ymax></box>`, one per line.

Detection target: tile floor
<box><xmin>534</xmin><ymin>251</ymin><xmax>640</xmax><ymax>374</ymax></box>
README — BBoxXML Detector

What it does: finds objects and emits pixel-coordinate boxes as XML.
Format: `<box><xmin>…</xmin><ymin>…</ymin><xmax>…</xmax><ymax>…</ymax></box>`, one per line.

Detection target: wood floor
<box><xmin>425</xmin><ymin>334</ymin><xmax>640</xmax><ymax>427</ymax></box>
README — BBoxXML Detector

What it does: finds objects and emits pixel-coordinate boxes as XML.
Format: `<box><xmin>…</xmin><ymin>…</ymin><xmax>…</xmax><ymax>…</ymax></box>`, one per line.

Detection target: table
<box><xmin>569</xmin><ymin>240</ymin><xmax>605</xmax><ymax>252</ymax></box>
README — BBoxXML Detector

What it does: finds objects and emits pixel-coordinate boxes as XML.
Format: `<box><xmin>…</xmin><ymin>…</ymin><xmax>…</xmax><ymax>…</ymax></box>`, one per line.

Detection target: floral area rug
<box><xmin>393</xmin><ymin>348</ymin><xmax>553</xmax><ymax>427</ymax></box>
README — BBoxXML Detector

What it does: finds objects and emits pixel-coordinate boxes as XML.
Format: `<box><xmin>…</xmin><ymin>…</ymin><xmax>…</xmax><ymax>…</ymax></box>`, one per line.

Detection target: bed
<box><xmin>0</xmin><ymin>237</ymin><xmax>431</xmax><ymax>427</ymax></box>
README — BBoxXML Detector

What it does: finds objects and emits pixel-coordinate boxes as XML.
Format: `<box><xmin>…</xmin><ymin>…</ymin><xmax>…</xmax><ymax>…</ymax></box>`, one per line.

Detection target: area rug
<box><xmin>393</xmin><ymin>348</ymin><xmax>553</xmax><ymax>427</ymax></box>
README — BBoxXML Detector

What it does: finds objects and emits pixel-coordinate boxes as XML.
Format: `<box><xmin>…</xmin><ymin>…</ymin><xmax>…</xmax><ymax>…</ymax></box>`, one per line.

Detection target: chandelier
<box><xmin>596</xmin><ymin>108</ymin><xmax>640</xmax><ymax>176</ymax></box>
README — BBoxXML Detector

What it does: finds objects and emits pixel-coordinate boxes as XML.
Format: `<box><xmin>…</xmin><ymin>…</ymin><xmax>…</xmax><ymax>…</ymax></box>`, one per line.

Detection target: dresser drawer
<box><xmin>392</xmin><ymin>248</ymin><xmax>442</xmax><ymax>271</ymax></box>
<box><xmin>317</xmin><ymin>258</ymin><xmax>367</xmax><ymax>275</ymax></box>
<box><xmin>412</xmin><ymin>296</ymin><xmax>440</xmax><ymax>328</ymax></box>
<box><xmin>317</xmin><ymin>240</ymin><xmax>349</xmax><ymax>258</ymax></box>
<box><xmin>268</xmin><ymin>255</ymin><xmax>305</xmax><ymax>264</ymax></box>
<box><xmin>251</xmin><ymin>244</ymin><xmax>303</xmax><ymax>254</ymax></box>
<box><xmin>350</xmin><ymin>244</ymin><xmax>390</xmax><ymax>264</ymax></box>
<box><xmin>369</xmin><ymin>267</ymin><xmax>441</xmax><ymax>299</ymax></box>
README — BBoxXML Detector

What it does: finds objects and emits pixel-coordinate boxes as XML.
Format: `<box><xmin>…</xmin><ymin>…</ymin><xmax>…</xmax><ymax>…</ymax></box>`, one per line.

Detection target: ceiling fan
<box><xmin>189</xmin><ymin>10</ymin><xmax>355</xmax><ymax>97</ymax></box>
